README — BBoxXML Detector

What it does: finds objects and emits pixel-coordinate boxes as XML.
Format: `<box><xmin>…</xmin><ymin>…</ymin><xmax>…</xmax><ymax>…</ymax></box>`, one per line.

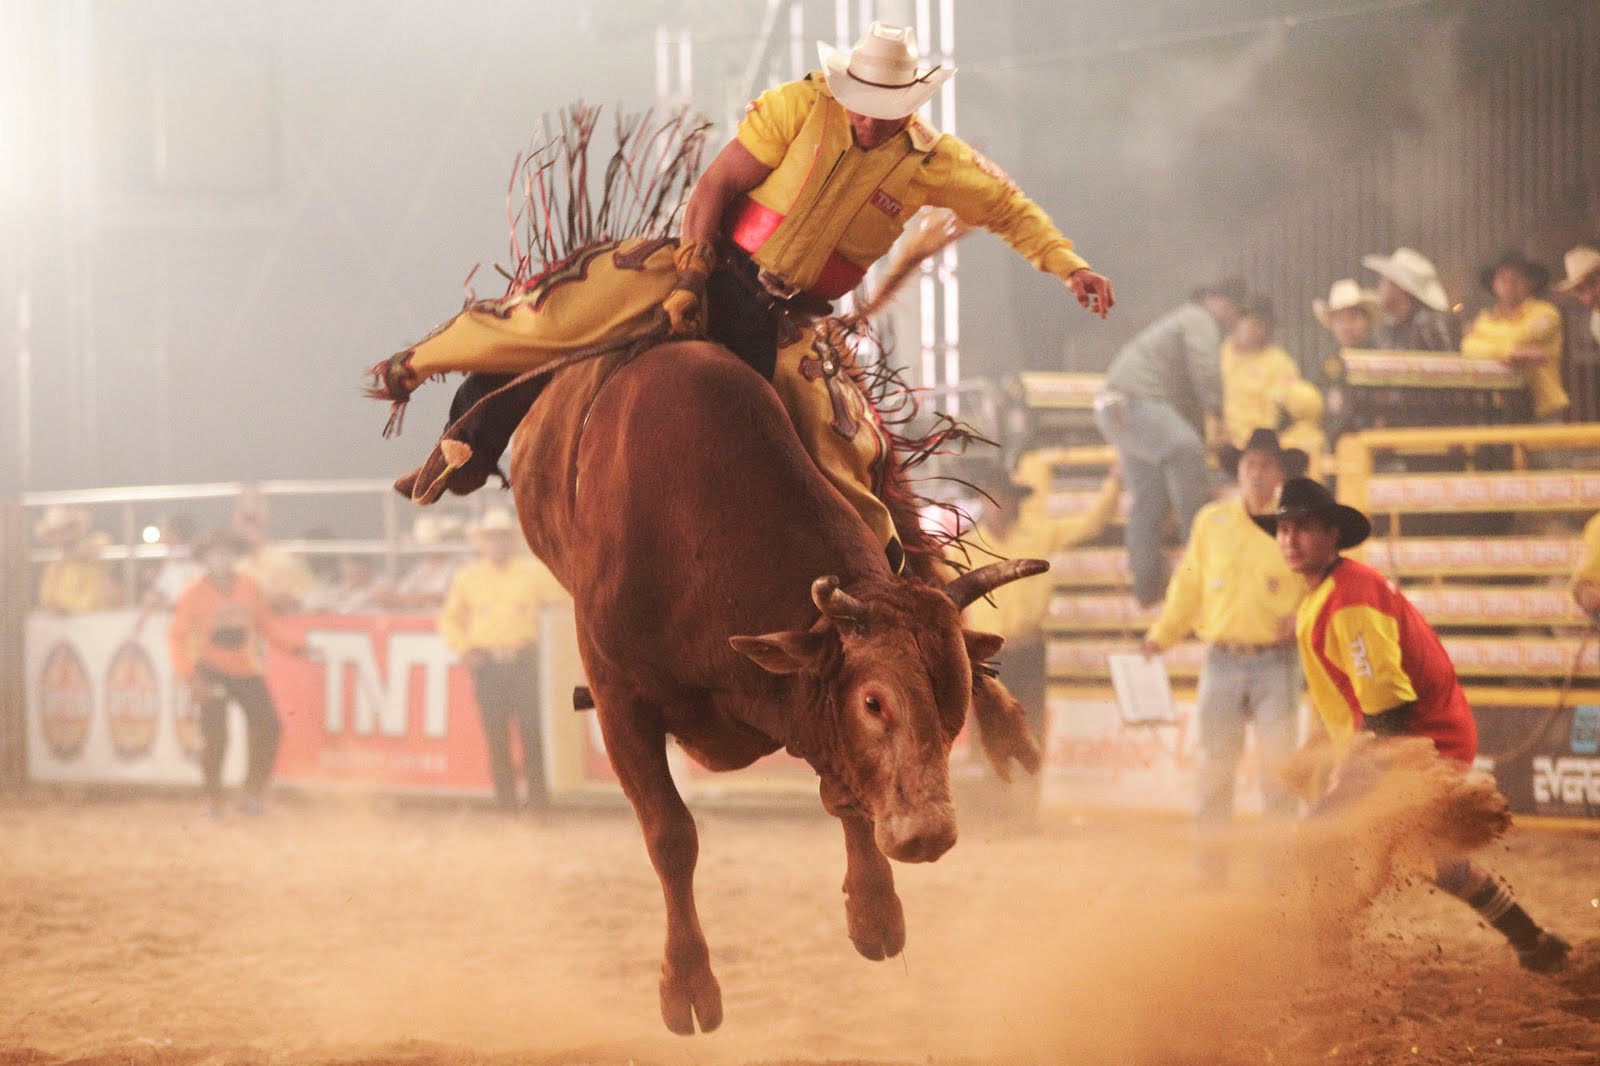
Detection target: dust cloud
<box><xmin>0</xmin><ymin>748</ymin><xmax>1595</xmax><ymax>1066</ymax></box>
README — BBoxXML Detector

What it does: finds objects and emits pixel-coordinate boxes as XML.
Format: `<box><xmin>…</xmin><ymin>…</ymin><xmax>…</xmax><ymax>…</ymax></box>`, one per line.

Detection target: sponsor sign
<box><xmin>23</xmin><ymin>609</ymin><xmax>584</xmax><ymax>797</ymax></box>
<box><xmin>1368</xmin><ymin>473</ymin><xmax>1600</xmax><ymax>513</ymax></box>
<box><xmin>25</xmin><ymin>611</ymin><xmax>249</xmax><ymax>785</ymax></box>
<box><xmin>1476</xmin><ymin>704</ymin><xmax>1600</xmax><ymax>819</ymax></box>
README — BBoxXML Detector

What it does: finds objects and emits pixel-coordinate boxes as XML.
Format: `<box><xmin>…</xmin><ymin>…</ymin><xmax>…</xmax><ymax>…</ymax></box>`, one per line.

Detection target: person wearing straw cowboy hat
<box><xmin>1362</xmin><ymin>246</ymin><xmax>1460</xmax><ymax>352</ymax></box>
<box><xmin>1312</xmin><ymin>278</ymin><xmax>1380</xmax><ymax>352</ymax></box>
<box><xmin>1555</xmin><ymin>243</ymin><xmax>1600</xmax><ymax>345</ymax></box>
<box><xmin>1141</xmin><ymin>429</ymin><xmax>1306</xmax><ymax>886</ymax></box>
<box><xmin>1255</xmin><ymin>478</ymin><xmax>1570</xmax><ymax>973</ymax></box>
<box><xmin>670</xmin><ymin>20</ymin><xmax>1115</xmax><ymax>349</ymax></box>
<box><xmin>440</xmin><ymin>507</ymin><xmax>568</xmax><ymax>811</ymax></box>
<box><xmin>33</xmin><ymin>505</ymin><xmax>115</xmax><ymax>614</ymax></box>
<box><xmin>1461</xmin><ymin>250</ymin><xmax>1568</xmax><ymax>422</ymax></box>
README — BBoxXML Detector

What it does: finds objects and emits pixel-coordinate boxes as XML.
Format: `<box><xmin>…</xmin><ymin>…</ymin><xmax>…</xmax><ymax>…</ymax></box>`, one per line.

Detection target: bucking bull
<box><xmin>372</xmin><ymin>110</ymin><xmax>1046</xmax><ymax>1034</ymax></box>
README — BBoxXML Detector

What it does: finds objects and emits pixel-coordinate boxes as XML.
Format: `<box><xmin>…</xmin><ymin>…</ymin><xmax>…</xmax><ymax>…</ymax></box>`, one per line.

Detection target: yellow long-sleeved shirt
<box><xmin>439</xmin><ymin>557</ymin><xmax>568</xmax><ymax>655</ymax></box>
<box><xmin>1145</xmin><ymin>496</ymin><xmax>1304</xmax><ymax>649</ymax></box>
<box><xmin>963</xmin><ymin>455</ymin><xmax>1119</xmax><ymax>640</ymax></box>
<box><xmin>1572</xmin><ymin>512</ymin><xmax>1600</xmax><ymax>596</ymax></box>
<box><xmin>733</xmin><ymin>75</ymin><xmax>1089</xmax><ymax>299</ymax></box>
<box><xmin>38</xmin><ymin>559</ymin><xmax>111</xmax><ymax>613</ymax></box>
<box><xmin>1220</xmin><ymin>342</ymin><xmax>1300</xmax><ymax>447</ymax></box>
<box><xmin>1461</xmin><ymin>297</ymin><xmax>1568</xmax><ymax>419</ymax></box>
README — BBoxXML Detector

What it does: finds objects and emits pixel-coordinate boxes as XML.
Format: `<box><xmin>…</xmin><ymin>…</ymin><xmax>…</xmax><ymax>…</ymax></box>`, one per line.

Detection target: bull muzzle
<box><xmin>874</xmin><ymin>800</ymin><xmax>958</xmax><ymax>863</ymax></box>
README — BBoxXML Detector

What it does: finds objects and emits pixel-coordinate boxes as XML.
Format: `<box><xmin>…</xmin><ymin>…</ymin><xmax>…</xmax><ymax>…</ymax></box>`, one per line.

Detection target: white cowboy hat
<box><xmin>817</xmin><ymin>22</ymin><xmax>955</xmax><ymax>121</ymax></box>
<box><xmin>1360</xmin><ymin>246</ymin><xmax>1450</xmax><ymax>312</ymax></box>
<box><xmin>1312</xmin><ymin>278</ymin><xmax>1379</xmax><ymax>330</ymax></box>
<box><xmin>471</xmin><ymin>507</ymin><xmax>518</xmax><ymax>538</ymax></box>
<box><xmin>411</xmin><ymin>514</ymin><xmax>464</xmax><ymax>547</ymax></box>
<box><xmin>1555</xmin><ymin>245</ymin><xmax>1600</xmax><ymax>293</ymax></box>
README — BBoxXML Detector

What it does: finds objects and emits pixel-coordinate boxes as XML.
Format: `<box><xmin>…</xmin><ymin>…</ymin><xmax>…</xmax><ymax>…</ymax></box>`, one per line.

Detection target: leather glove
<box><xmin>662</xmin><ymin>239</ymin><xmax>716</xmax><ymax>338</ymax></box>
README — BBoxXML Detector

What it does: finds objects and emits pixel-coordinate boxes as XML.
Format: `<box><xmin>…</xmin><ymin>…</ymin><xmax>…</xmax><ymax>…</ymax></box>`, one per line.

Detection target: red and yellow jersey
<box><xmin>168</xmin><ymin>573</ymin><xmax>297</xmax><ymax>680</ymax></box>
<box><xmin>731</xmin><ymin>74</ymin><xmax>1089</xmax><ymax>299</ymax></box>
<box><xmin>1295</xmin><ymin>557</ymin><xmax>1477</xmax><ymax>763</ymax></box>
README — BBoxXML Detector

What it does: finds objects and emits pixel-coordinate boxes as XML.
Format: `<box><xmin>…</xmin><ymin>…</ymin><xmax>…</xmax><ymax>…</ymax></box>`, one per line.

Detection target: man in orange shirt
<box><xmin>169</xmin><ymin>530</ymin><xmax>307</xmax><ymax>817</ymax></box>
<box><xmin>1257</xmin><ymin>479</ymin><xmax>1569</xmax><ymax>972</ymax></box>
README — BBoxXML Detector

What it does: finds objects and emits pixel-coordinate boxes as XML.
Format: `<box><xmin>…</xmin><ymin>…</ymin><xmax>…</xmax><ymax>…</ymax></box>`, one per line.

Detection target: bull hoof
<box><xmin>846</xmin><ymin>888</ymin><xmax>906</xmax><ymax>961</ymax></box>
<box><xmin>660</xmin><ymin>967</ymin><xmax>723</xmax><ymax>1035</ymax></box>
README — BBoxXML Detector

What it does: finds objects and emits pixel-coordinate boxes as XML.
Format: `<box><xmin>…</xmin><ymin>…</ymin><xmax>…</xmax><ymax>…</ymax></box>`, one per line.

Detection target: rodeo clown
<box><xmin>1255</xmin><ymin>478</ymin><xmax>1570</xmax><ymax>973</ymax></box>
<box><xmin>374</xmin><ymin>23</ymin><xmax>1112</xmax><ymax>573</ymax></box>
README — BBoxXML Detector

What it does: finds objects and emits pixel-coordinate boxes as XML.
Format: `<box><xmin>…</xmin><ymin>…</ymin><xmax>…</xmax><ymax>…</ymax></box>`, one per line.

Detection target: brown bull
<box><xmin>508</xmin><ymin>337</ymin><xmax>1043</xmax><ymax>1035</ymax></box>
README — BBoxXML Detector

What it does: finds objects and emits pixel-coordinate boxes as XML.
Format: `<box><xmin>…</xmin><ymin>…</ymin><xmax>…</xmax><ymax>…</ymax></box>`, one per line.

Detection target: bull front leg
<box><xmin>820</xmin><ymin>778</ymin><xmax>906</xmax><ymax>960</ymax></box>
<box><xmin>592</xmin><ymin>684</ymin><xmax>723</xmax><ymax>1035</ymax></box>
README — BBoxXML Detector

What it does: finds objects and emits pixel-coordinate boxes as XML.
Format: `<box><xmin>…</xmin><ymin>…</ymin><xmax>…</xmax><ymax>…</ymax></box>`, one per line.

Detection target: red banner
<box><xmin>267</xmin><ymin>614</ymin><xmax>495</xmax><ymax>792</ymax></box>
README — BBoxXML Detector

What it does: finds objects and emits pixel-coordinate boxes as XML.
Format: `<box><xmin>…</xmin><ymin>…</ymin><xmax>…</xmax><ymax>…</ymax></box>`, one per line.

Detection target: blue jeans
<box><xmin>1094</xmin><ymin>397</ymin><xmax>1211</xmax><ymax>605</ymax></box>
<box><xmin>1194</xmin><ymin>644</ymin><xmax>1302</xmax><ymax>827</ymax></box>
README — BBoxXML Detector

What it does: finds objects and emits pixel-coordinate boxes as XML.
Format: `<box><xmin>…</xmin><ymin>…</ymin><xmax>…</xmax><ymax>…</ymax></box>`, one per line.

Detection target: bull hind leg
<box><xmin>820</xmin><ymin>780</ymin><xmax>906</xmax><ymax>961</ymax></box>
<box><xmin>591</xmin><ymin>683</ymin><xmax>723</xmax><ymax>1035</ymax></box>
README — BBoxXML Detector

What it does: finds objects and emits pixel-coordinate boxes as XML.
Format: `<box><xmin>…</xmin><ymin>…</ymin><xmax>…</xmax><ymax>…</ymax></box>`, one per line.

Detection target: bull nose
<box><xmin>877</xmin><ymin>811</ymin><xmax>957</xmax><ymax>863</ymax></box>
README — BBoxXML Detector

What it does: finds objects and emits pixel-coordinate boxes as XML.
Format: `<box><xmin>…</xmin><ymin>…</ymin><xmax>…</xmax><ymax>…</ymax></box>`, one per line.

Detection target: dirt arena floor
<box><xmin>0</xmin><ymin>792</ymin><xmax>1596</xmax><ymax>1066</ymax></box>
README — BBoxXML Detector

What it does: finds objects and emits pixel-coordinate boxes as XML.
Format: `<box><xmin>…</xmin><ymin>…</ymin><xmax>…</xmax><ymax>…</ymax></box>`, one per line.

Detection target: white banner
<box><xmin>24</xmin><ymin>610</ymin><xmax>249</xmax><ymax>786</ymax></box>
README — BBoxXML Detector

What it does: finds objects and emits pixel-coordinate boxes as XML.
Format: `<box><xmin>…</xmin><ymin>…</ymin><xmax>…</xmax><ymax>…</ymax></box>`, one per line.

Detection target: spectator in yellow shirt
<box><xmin>1571</xmin><ymin>510</ymin><xmax>1600</xmax><ymax>618</ymax></box>
<box><xmin>1221</xmin><ymin>297</ymin><xmax>1301</xmax><ymax>447</ymax></box>
<box><xmin>1278</xmin><ymin>381</ymin><xmax>1328</xmax><ymax>483</ymax></box>
<box><xmin>1462</xmin><ymin>252</ymin><xmax>1569</xmax><ymax>422</ymax></box>
<box><xmin>34</xmin><ymin>506</ymin><xmax>116</xmax><ymax>614</ymax></box>
<box><xmin>440</xmin><ymin>508</ymin><xmax>569</xmax><ymax>810</ymax></box>
<box><xmin>1141</xmin><ymin>429</ymin><xmax>1307</xmax><ymax>886</ymax></box>
<box><xmin>963</xmin><ymin>451</ymin><xmax>1120</xmax><ymax>751</ymax></box>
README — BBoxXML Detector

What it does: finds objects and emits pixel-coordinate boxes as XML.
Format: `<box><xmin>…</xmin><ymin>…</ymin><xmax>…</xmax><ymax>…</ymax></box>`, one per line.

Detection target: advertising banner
<box><xmin>1476</xmin><ymin>703</ymin><xmax>1600</xmax><ymax>820</ymax></box>
<box><xmin>24</xmin><ymin>609</ymin><xmax>585</xmax><ymax>797</ymax></box>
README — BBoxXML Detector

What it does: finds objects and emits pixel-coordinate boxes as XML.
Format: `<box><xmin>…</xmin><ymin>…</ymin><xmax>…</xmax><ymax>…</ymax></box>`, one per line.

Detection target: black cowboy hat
<box><xmin>1217</xmin><ymin>428</ymin><xmax>1309</xmax><ymax>479</ymax></box>
<box><xmin>1479</xmin><ymin>251</ymin><xmax>1551</xmax><ymax>295</ymax></box>
<box><xmin>1250</xmin><ymin>477</ymin><xmax>1371</xmax><ymax>550</ymax></box>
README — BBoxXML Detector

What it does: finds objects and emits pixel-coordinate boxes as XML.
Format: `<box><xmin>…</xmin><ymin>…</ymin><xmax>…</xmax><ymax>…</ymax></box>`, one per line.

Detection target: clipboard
<box><xmin>1107</xmin><ymin>653</ymin><xmax>1178</xmax><ymax>728</ymax></box>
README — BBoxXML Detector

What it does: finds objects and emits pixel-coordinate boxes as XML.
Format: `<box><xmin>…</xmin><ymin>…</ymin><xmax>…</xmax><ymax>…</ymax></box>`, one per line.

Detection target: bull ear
<box><xmin>963</xmin><ymin>629</ymin><xmax>1005</xmax><ymax>665</ymax></box>
<box><xmin>730</xmin><ymin>631</ymin><xmax>827</xmax><ymax>675</ymax></box>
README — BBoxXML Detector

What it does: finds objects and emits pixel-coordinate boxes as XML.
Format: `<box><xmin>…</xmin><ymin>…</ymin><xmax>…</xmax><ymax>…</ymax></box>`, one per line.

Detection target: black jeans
<box><xmin>194</xmin><ymin>667</ymin><xmax>282</xmax><ymax>802</ymax></box>
<box><xmin>471</xmin><ymin>650</ymin><xmax>546</xmax><ymax>808</ymax></box>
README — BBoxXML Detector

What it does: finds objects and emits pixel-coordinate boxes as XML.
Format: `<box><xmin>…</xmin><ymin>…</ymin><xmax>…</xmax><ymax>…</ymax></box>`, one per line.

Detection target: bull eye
<box><xmin>864</xmin><ymin>695</ymin><xmax>883</xmax><ymax>717</ymax></box>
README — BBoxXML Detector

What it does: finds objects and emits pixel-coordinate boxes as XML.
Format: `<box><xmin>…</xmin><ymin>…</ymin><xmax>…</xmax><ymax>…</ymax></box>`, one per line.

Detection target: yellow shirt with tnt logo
<box><xmin>439</xmin><ymin>557</ymin><xmax>568</xmax><ymax>655</ymax></box>
<box><xmin>1146</xmin><ymin>497</ymin><xmax>1303</xmax><ymax>649</ymax></box>
<box><xmin>735</xmin><ymin>75</ymin><xmax>1089</xmax><ymax>295</ymax></box>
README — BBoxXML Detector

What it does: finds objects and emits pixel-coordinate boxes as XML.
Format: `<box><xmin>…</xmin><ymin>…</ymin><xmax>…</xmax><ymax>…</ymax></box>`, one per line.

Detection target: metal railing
<box><xmin>17</xmin><ymin>479</ymin><xmax>489</xmax><ymax>607</ymax></box>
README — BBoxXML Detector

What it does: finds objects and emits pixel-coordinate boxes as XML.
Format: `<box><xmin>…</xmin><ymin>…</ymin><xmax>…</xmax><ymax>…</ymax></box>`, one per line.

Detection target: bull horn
<box><xmin>944</xmin><ymin>558</ymin><xmax>1051</xmax><ymax>610</ymax></box>
<box><xmin>811</xmin><ymin>575</ymin><xmax>868</xmax><ymax>625</ymax></box>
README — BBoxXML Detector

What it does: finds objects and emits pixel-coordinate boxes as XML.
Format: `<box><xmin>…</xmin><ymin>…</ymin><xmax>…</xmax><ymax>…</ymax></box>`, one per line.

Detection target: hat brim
<box><xmin>1251</xmin><ymin>503</ymin><xmax>1371</xmax><ymax>550</ymax></box>
<box><xmin>817</xmin><ymin>43</ymin><xmax>955</xmax><ymax>120</ymax></box>
<box><xmin>1554</xmin><ymin>256</ymin><xmax>1600</xmax><ymax>292</ymax></box>
<box><xmin>1217</xmin><ymin>442</ymin><xmax>1309</xmax><ymax>480</ymax></box>
<box><xmin>1313</xmin><ymin>295</ymin><xmax>1378</xmax><ymax>331</ymax></box>
<box><xmin>1361</xmin><ymin>254</ymin><xmax>1451</xmax><ymax>313</ymax></box>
